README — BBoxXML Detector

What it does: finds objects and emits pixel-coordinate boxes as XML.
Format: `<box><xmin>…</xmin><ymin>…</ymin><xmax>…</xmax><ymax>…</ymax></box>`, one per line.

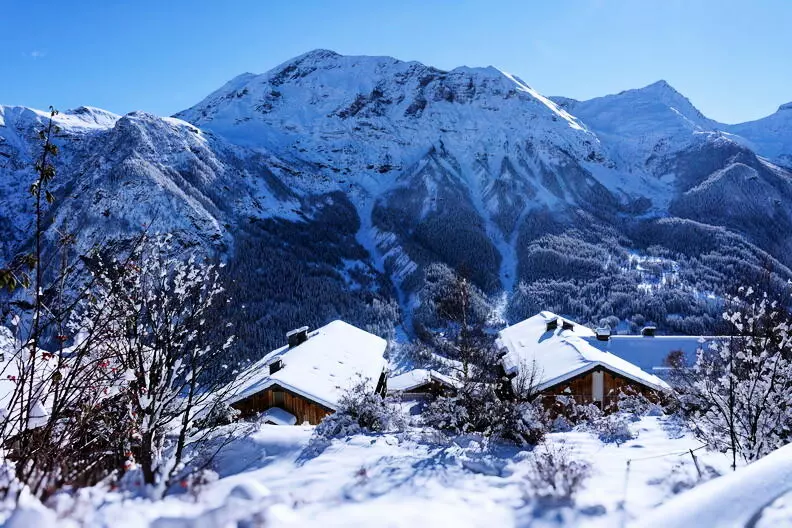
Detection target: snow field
<box><xmin>36</xmin><ymin>414</ymin><xmax>732</xmax><ymax>527</ymax></box>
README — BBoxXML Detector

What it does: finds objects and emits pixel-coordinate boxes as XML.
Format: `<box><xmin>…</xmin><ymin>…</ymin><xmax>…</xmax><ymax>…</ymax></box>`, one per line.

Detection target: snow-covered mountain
<box><xmin>728</xmin><ymin>101</ymin><xmax>792</xmax><ymax>167</ymax></box>
<box><xmin>175</xmin><ymin>50</ymin><xmax>625</xmax><ymax>291</ymax></box>
<box><xmin>553</xmin><ymin>81</ymin><xmax>792</xmax><ymax>257</ymax></box>
<box><xmin>3</xmin><ymin>50</ymin><xmax>792</xmax><ymax>353</ymax></box>
<box><xmin>552</xmin><ymin>80</ymin><xmax>720</xmax><ymax>173</ymax></box>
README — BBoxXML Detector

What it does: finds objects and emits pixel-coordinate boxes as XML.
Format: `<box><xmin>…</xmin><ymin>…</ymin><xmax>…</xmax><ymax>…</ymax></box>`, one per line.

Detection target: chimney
<box><xmin>287</xmin><ymin>326</ymin><xmax>309</xmax><ymax>348</ymax></box>
<box><xmin>546</xmin><ymin>317</ymin><xmax>559</xmax><ymax>332</ymax></box>
<box><xmin>561</xmin><ymin>320</ymin><xmax>574</xmax><ymax>331</ymax></box>
<box><xmin>595</xmin><ymin>327</ymin><xmax>611</xmax><ymax>341</ymax></box>
<box><xmin>269</xmin><ymin>358</ymin><xmax>284</xmax><ymax>375</ymax></box>
<box><xmin>642</xmin><ymin>326</ymin><xmax>657</xmax><ymax>337</ymax></box>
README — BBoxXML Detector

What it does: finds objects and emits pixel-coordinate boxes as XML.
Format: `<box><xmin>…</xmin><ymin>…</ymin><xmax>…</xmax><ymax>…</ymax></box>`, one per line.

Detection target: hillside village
<box><xmin>222</xmin><ymin>312</ymin><xmax>681</xmax><ymax>425</ymax></box>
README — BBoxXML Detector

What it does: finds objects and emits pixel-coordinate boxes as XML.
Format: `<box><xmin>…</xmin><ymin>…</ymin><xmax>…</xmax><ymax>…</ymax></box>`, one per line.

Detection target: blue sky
<box><xmin>1</xmin><ymin>0</ymin><xmax>789</xmax><ymax>124</ymax></box>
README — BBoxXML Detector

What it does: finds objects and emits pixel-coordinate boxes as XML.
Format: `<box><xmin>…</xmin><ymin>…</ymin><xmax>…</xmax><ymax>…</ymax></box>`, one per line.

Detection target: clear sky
<box><xmin>1</xmin><ymin>0</ymin><xmax>789</xmax><ymax>124</ymax></box>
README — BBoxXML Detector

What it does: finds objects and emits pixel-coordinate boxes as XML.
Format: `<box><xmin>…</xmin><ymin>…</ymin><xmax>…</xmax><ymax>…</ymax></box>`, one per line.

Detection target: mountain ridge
<box><xmin>3</xmin><ymin>49</ymin><xmax>792</xmax><ymax>356</ymax></box>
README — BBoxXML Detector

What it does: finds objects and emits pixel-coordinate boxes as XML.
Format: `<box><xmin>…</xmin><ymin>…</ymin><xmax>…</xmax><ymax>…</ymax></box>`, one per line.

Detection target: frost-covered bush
<box><xmin>422</xmin><ymin>384</ymin><xmax>495</xmax><ymax>434</ymax></box>
<box><xmin>673</xmin><ymin>285</ymin><xmax>792</xmax><ymax>467</ymax></box>
<box><xmin>550</xmin><ymin>394</ymin><xmax>636</xmax><ymax>443</ymax></box>
<box><xmin>550</xmin><ymin>415</ymin><xmax>573</xmax><ymax>433</ymax></box>
<box><xmin>659</xmin><ymin>461</ymin><xmax>721</xmax><ymax>496</ymax></box>
<box><xmin>423</xmin><ymin>384</ymin><xmax>547</xmax><ymax>446</ymax></box>
<box><xmin>184</xmin><ymin>469</ymin><xmax>219</xmax><ymax>501</ymax></box>
<box><xmin>551</xmin><ymin>395</ymin><xmax>603</xmax><ymax>428</ymax></box>
<box><xmin>496</xmin><ymin>400</ymin><xmax>548</xmax><ymax>446</ymax></box>
<box><xmin>195</xmin><ymin>397</ymin><xmax>241</xmax><ymax>429</ymax></box>
<box><xmin>422</xmin><ymin>396</ymin><xmax>469</xmax><ymax>433</ymax></box>
<box><xmin>591</xmin><ymin>412</ymin><xmax>635</xmax><ymax>445</ymax></box>
<box><xmin>315</xmin><ymin>379</ymin><xmax>404</xmax><ymax>439</ymax></box>
<box><xmin>615</xmin><ymin>389</ymin><xmax>664</xmax><ymax>419</ymax></box>
<box><xmin>523</xmin><ymin>443</ymin><xmax>590</xmax><ymax>504</ymax></box>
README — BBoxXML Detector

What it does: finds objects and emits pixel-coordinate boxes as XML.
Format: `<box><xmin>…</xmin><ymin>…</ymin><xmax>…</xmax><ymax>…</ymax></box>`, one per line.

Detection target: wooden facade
<box><xmin>397</xmin><ymin>380</ymin><xmax>458</xmax><ymax>400</ymax></box>
<box><xmin>539</xmin><ymin>366</ymin><xmax>658</xmax><ymax>411</ymax></box>
<box><xmin>231</xmin><ymin>384</ymin><xmax>334</xmax><ymax>425</ymax></box>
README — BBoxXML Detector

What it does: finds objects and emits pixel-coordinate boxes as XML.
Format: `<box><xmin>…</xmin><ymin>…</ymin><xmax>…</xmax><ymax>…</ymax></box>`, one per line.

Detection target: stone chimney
<box><xmin>287</xmin><ymin>326</ymin><xmax>309</xmax><ymax>348</ymax></box>
<box><xmin>595</xmin><ymin>326</ymin><xmax>611</xmax><ymax>341</ymax></box>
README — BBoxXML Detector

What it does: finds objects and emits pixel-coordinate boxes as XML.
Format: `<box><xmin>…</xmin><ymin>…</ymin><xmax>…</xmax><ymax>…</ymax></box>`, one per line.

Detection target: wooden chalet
<box><xmin>498</xmin><ymin>312</ymin><xmax>670</xmax><ymax>410</ymax></box>
<box><xmin>387</xmin><ymin>369</ymin><xmax>461</xmax><ymax>400</ymax></box>
<box><xmin>227</xmin><ymin>320</ymin><xmax>388</xmax><ymax>425</ymax></box>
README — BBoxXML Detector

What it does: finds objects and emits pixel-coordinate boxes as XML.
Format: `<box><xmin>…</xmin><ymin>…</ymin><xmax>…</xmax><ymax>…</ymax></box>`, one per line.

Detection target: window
<box><xmin>273</xmin><ymin>390</ymin><xmax>285</xmax><ymax>407</ymax></box>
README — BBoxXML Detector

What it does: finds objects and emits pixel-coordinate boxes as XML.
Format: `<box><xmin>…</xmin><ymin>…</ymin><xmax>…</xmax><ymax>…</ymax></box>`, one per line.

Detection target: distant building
<box><xmin>582</xmin><ymin>332</ymin><xmax>722</xmax><ymax>379</ymax></box>
<box><xmin>228</xmin><ymin>320</ymin><xmax>388</xmax><ymax>425</ymax></box>
<box><xmin>498</xmin><ymin>312</ymin><xmax>670</xmax><ymax>409</ymax></box>
<box><xmin>388</xmin><ymin>369</ymin><xmax>461</xmax><ymax>400</ymax></box>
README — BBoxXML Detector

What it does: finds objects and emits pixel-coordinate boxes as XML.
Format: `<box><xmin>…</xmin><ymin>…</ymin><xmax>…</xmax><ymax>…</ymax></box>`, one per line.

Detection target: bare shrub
<box><xmin>523</xmin><ymin>443</ymin><xmax>590</xmax><ymax>504</ymax></box>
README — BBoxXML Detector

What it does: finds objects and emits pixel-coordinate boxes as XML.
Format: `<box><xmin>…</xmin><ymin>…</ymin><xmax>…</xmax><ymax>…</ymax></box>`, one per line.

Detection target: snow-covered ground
<box><xmin>643</xmin><ymin>440</ymin><xmax>792</xmax><ymax>528</ymax></box>
<box><xmin>11</xmin><ymin>415</ymin><xmax>737</xmax><ymax>527</ymax></box>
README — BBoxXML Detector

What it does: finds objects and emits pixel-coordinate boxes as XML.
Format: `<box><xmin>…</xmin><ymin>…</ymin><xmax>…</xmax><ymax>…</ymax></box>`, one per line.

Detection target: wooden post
<box><xmin>620</xmin><ymin>459</ymin><xmax>631</xmax><ymax>528</ymax></box>
<box><xmin>689</xmin><ymin>449</ymin><xmax>703</xmax><ymax>480</ymax></box>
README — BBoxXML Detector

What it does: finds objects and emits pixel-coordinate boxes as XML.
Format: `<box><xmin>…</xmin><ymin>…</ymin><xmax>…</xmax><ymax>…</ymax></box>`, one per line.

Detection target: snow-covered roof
<box><xmin>228</xmin><ymin>320</ymin><xmax>387</xmax><ymax>410</ymax></box>
<box><xmin>498</xmin><ymin>312</ymin><xmax>669</xmax><ymax>393</ymax></box>
<box><xmin>259</xmin><ymin>407</ymin><xmax>297</xmax><ymax>426</ymax></box>
<box><xmin>583</xmin><ymin>335</ymin><xmax>722</xmax><ymax>377</ymax></box>
<box><xmin>387</xmin><ymin>369</ymin><xmax>461</xmax><ymax>393</ymax></box>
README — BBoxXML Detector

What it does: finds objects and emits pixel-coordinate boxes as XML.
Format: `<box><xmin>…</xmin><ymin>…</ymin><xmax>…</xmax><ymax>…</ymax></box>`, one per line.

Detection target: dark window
<box><xmin>273</xmin><ymin>390</ymin><xmax>285</xmax><ymax>407</ymax></box>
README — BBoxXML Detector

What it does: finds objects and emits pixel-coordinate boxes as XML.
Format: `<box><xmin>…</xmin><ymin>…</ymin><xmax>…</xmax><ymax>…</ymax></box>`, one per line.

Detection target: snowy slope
<box><xmin>552</xmin><ymin>81</ymin><xmax>792</xmax><ymax>259</ymax></box>
<box><xmin>553</xmin><ymin>80</ymin><xmax>792</xmax><ymax>170</ymax></box>
<box><xmin>175</xmin><ymin>49</ymin><xmax>602</xmax><ymax>176</ymax></box>
<box><xmin>0</xmin><ymin>106</ymin><xmax>121</xmax><ymax>257</ymax></box>
<box><xmin>641</xmin><ymin>441</ymin><xmax>792</xmax><ymax>528</ymax></box>
<box><xmin>728</xmin><ymin>101</ymin><xmax>792</xmax><ymax>167</ymax></box>
<box><xmin>174</xmin><ymin>49</ymin><xmax>613</xmax><ymax>228</ymax></box>
<box><xmin>13</xmin><ymin>415</ymin><xmax>733</xmax><ymax>527</ymax></box>
<box><xmin>0</xmin><ymin>104</ymin><xmax>300</xmax><ymax>258</ymax></box>
<box><xmin>554</xmin><ymin>80</ymin><xmax>718</xmax><ymax>163</ymax></box>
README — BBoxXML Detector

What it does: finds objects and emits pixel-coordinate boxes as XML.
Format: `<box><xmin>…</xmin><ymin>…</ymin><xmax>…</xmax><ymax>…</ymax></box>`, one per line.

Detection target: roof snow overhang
<box><xmin>537</xmin><ymin>360</ymin><xmax>669</xmax><ymax>393</ymax></box>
